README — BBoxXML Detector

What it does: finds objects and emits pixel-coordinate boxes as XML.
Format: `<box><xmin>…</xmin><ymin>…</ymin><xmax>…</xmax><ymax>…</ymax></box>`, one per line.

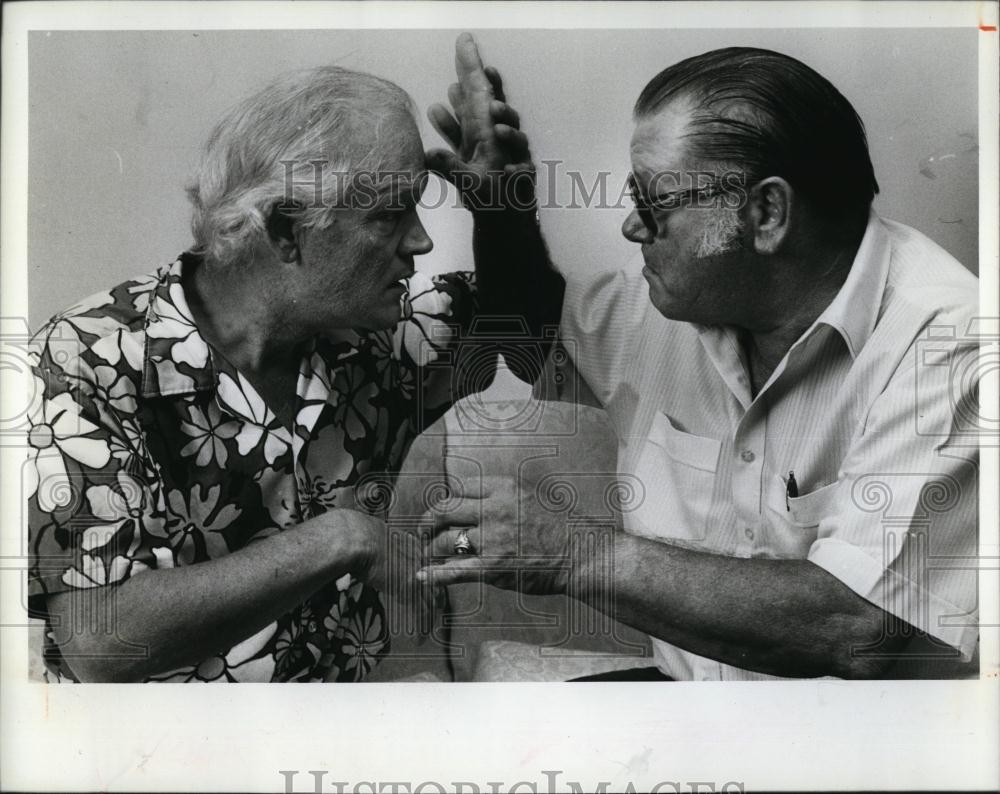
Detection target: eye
<box><xmin>369</xmin><ymin>209</ymin><xmax>401</xmax><ymax>227</ymax></box>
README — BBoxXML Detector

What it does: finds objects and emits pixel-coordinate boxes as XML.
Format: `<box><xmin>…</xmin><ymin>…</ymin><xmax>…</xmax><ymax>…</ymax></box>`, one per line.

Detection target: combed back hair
<box><xmin>187</xmin><ymin>66</ymin><xmax>416</xmax><ymax>267</ymax></box>
<box><xmin>634</xmin><ymin>47</ymin><xmax>879</xmax><ymax>227</ymax></box>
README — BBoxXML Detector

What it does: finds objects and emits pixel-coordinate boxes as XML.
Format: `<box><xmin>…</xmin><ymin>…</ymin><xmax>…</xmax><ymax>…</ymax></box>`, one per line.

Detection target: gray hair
<box><xmin>187</xmin><ymin>65</ymin><xmax>416</xmax><ymax>267</ymax></box>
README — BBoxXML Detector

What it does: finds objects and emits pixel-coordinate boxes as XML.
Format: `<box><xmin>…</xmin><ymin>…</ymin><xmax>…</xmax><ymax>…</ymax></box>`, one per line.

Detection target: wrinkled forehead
<box><xmin>358</xmin><ymin>107</ymin><xmax>425</xmax><ymax>175</ymax></box>
<box><xmin>345</xmin><ymin>108</ymin><xmax>428</xmax><ymax>200</ymax></box>
<box><xmin>629</xmin><ymin>100</ymin><xmax>697</xmax><ymax>184</ymax></box>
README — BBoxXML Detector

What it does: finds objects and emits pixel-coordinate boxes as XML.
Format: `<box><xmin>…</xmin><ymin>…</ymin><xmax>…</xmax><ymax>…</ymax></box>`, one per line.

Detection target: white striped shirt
<box><xmin>557</xmin><ymin>211</ymin><xmax>980</xmax><ymax>680</ymax></box>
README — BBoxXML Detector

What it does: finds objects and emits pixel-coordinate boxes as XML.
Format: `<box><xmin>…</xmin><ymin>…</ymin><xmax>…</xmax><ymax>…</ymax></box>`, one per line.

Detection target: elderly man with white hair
<box><xmin>26</xmin><ymin>39</ymin><xmax>558</xmax><ymax>682</ymax></box>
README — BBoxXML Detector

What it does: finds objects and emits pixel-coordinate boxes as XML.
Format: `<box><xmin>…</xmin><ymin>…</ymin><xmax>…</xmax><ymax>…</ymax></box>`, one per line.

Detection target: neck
<box><xmin>742</xmin><ymin>228</ymin><xmax>863</xmax><ymax>386</ymax></box>
<box><xmin>184</xmin><ymin>254</ymin><xmax>304</xmax><ymax>375</ymax></box>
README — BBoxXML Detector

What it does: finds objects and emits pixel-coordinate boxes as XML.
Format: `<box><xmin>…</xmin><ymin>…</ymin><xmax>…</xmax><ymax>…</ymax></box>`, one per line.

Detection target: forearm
<box><xmin>573</xmin><ymin>532</ymin><xmax>891</xmax><ymax>678</ymax></box>
<box><xmin>48</xmin><ymin>510</ymin><xmax>374</xmax><ymax>682</ymax></box>
<box><xmin>472</xmin><ymin>208</ymin><xmax>565</xmax><ymax>383</ymax></box>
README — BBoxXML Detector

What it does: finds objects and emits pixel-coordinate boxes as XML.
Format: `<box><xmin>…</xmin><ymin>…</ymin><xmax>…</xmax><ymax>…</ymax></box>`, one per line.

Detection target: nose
<box><xmin>622</xmin><ymin>209</ymin><xmax>654</xmax><ymax>245</ymax></box>
<box><xmin>401</xmin><ymin>214</ymin><xmax>434</xmax><ymax>256</ymax></box>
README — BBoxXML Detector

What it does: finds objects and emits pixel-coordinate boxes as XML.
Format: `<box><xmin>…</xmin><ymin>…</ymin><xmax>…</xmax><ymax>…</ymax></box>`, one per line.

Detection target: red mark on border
<box><xmin>981</xmin><ymin>24</ymin><xmax>998</xmax><ymax>31</ymax></box>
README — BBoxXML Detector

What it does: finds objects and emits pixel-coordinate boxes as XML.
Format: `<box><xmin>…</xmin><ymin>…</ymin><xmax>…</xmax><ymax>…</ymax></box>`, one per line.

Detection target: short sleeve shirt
<box><xmin>26</xmin><ymin>253</ymin><xmax>482</xmax><ymax>682</ymax></box>
<box><xmin>556</xmin><ymin>212</ymin><xmax>981</xmax><ymax>680</ymax></box>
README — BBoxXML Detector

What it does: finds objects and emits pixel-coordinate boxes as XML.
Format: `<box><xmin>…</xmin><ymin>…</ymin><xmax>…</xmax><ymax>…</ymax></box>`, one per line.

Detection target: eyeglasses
<box><xmin>627</xmin><ymin>173</ymin><xmax>728</xmax><ymax>234</ymax></box>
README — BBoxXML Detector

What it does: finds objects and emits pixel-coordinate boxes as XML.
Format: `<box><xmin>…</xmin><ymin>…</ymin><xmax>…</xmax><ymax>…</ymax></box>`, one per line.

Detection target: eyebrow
<box><xmin>630</xmin><ymin>169</ymin><xmax>686</xmax><ymax>199</ymax></box>
<box><xmin>368</xmin><ymin>172</ymin><xmax>427</xmax><ymax>209</ymax></box>
<box><xmin>377</xmin><ymin>170</ymin><xmax>427</xmax><ymax>193</ymax></box>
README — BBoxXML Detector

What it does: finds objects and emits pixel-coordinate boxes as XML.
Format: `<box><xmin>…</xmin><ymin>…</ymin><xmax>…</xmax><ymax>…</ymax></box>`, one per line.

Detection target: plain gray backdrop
<box><xmin>28</xmin><ymin>28</ymin><xmax>979</xmax><ymax>329</ymax></box>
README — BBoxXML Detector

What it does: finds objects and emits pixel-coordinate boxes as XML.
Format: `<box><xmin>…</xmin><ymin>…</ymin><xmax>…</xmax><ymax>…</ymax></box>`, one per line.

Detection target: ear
<box><xmin>746</xmin><ymin>177</ymin><xmax>793</xmax><ymax>255</ymax></box>
<box><xmin>265</xmin><ymin>202</ymin><xmax>302</xmax><ymax>264</ymax></box>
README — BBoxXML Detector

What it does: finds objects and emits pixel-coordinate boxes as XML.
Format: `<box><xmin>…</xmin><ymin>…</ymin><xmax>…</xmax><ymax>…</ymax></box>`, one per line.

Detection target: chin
<box><xmin>363</xmin><ymin>303</ymin><xmax>404</xmax><ymax>331</ymax></box>
<box><xmin>645</xmin><ymin>280</ymin><xmax>682</xmax><ymax>320</ymax></box>
<box><xmin>648</xmin><ymin>286</ymin><xmax>714</xmax><ymax>325</ymax></box>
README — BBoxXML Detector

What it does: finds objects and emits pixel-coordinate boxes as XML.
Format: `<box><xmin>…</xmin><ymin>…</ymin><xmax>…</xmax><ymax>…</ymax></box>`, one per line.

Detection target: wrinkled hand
<box><xmin>415</xmin><ymin>475</ymin><xmax>580</xmax><ymax>595</ymax></box>
<box><xmin>426</xmin><ymin>32</ymin><xmax>535</xmax><ymax>211</ymax></box>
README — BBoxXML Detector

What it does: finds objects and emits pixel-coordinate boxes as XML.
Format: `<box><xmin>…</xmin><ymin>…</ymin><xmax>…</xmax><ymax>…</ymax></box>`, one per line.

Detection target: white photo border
<box><xmin>2</xmin><ymin>2</ymin><xmax>998</xmax><ymax>792</ymax></box>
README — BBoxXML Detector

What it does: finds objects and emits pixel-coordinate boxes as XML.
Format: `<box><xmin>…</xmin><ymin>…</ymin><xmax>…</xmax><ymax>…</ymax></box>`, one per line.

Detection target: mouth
<box><xmin>390</xmin><ymin>270</ymin><xmax>417</xmax><ymax>289</ymax></box>
<box><xmin>392</xmin><ymin>273</ymin><xmax>416</xmax><ymax>319</ymax></box>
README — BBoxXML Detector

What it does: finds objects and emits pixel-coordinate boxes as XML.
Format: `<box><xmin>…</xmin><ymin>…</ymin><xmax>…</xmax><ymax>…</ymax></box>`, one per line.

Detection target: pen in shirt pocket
<box><xmin>785</xmin><ymin>470</ymin><xmax>798</xmax><ymax>511</ymax></box>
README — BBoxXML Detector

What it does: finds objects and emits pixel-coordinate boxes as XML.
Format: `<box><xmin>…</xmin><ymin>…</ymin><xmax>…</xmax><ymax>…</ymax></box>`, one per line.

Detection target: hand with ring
<box><xmin>417</xmin><ymin>474</ymin><xmax>584</xmax><ymax>595</ymax></box>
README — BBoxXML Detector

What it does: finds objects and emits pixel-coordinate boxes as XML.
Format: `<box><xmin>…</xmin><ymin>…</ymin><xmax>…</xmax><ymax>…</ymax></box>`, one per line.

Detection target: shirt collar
<box><xmin>140</xmin><ymin>253</ymin><xmax>366</xmax><ymax>400</ymax></box>
<box><xmin>692</xmin><ymin>210</ymin><xmax>892</xmax><ymax>405</ymax></box>
<box><xmin>808</xmin><ymin>208</ymin><xmax>892</xmax><ymax>359</ymax></box>
<box><xmin>141</xmin><ymin>253</ymin><xmax>218</xmax><ymax>398</ymax></box>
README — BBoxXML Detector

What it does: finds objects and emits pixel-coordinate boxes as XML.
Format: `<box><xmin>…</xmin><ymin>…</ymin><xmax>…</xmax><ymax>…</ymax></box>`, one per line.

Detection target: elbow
<box><xmin>45</xmin><ymin>591</ymin><xmax>151</xmax><ymax>682</ymax></box>
<box><xmin>73</xmin><ymin>660</ymin><xmax>148</xmax><ymax>684</ymax></box>
<box><xmin>828</xmin><ymin>610</ymin><xmax>896</xmax><ymax>679</ymax></box>
<box><xmin>839</xmin><ymin>652</ymin><xmax>894</xmax><ymax>680</ymax></box>
<box><xmin>52</xmin><ymin>639</ymin><xmax>151</xmax><ymax>683</ymax></box>
<box><xmin>49</xmin><ymin>625</ymin><xmax>152</xmax><ymax>682</ymax></box>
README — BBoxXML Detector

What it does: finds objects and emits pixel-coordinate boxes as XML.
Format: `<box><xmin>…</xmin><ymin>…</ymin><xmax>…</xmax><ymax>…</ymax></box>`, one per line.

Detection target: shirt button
<box><xmin>740</xmin><ymin>450</ymin><xmax>756</xmax><ymax>463</ymax></box>
<box><xmin>744</xmin><ymin>527</ymin><xmax>755</xmax><ymax>540</ymax></box>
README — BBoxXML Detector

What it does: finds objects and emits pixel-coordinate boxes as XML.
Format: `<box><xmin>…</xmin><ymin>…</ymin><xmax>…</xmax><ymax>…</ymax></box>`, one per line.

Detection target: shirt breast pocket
<box><xmin>629</xmin><ymin>412</ymin><xmax>721</xmax><ymax>544</ymax></box>
<box><xmin>764</xmin><ymin>474</ymin><xmax>839</xmax><ymax>556</ymax></box>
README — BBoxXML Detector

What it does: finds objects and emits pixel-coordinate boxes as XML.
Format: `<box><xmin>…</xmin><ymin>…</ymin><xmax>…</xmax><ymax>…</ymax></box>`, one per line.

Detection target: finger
<box><xmin>454</xmin><ymin>32</ymin><xmax>492</xmax><ymax>94</ymax></box>
<box><xmin>425</xmin><ymin>148</ymin><xmax>465</xmax><ymax>182</ymax></box>
<box><xmin>427</xmin><ymin>104</ymin><xmax>462</xmax><ymax>150</ymax></box>
<box><xmin>495</xmin><ymin>125</ymin><xmax>530</xmax><ymax>155</ymax></box>
<box><xmin>421</xmin><ymin>498</ymin><xmax>482</xmax><ymax>533</ymax></box>
<box><xmin>484</xmin><ymin>66</ymin><xmax>505</xmax><ymax>103</ymax></box>
<box><xmin>447</xmin><ymin>82</ymin><xmax>464</xmax><ymax>112</ymax></box>
<box><xmin>504</xmin><ymin>162</ymin><xmax>536</xmax><ymax>178</ymax></box>
<box><xmin>428</xmin><ymin>526</ymin><xmax>482</xmax><ymax>558</ymax></box>
<box><xmin>416</xmin><ymin>557</ymin><xmax>486</xmax><ymax>587</ymax></box>
<box><xmin>490</xmin><ymin>100</ymin><xmax>520</xmax><ymax>130</ymax></box>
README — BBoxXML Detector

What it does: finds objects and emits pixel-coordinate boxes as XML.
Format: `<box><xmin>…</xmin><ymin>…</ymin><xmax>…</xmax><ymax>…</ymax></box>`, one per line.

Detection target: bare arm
<box><xmin>421</xmin><ymin>478</ymin><xmax>931</xmax><ymax>679</ymax></box>
<box><xmin>47</xmin><ymin>508</ymin><xmax>383</xmax><ymax>682</ymax></box>
<box><xmin>573</xmin><ymin>532</ymin><xmax>902</xmax><ymax>678</ymax></box>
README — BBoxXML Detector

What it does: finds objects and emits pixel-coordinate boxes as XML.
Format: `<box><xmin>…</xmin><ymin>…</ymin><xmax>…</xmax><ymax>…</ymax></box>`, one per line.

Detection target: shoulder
<box><xmin>563</xmin><ymin>265</ymin><xmax>657</xmax><ymax>334</ymax></box>
<box><xmin>565</xmin><ymin>265</ymin><xmax>646</xmax><ymax>308</ymax></box>
<box><xmin>30</xmin><ymin>268</ymin><xmax>164</xmax><ymax>384</ymax></box>
<box><xmin>880</xmin><ymin>218</ymin><xmax>978</xmax><ymax>328</ymax></box>
<box><xmin>562</xmin><ymin>264</ymin><xmax>692</xmax><ymax>354</ymax></box>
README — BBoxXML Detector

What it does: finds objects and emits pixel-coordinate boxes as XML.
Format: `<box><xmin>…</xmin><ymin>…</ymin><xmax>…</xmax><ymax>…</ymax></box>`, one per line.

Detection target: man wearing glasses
<box><xmin>425</xmin><ymin>42</ymin><xmax>979</xmax><ymax>680</ymax></box>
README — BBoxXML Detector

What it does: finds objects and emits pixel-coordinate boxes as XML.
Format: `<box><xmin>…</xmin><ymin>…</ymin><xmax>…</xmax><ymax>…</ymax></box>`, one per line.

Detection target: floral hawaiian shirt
<box><xmin>26</xmin><ymin>253</ymin><xmax>480</xmax><ymax>682</ymax></box>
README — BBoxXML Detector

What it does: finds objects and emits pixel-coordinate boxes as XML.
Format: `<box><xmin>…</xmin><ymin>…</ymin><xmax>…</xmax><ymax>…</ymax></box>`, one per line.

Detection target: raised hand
<box><xmin>426</xmin><ymin>33</ymin><xmax>535</xmax><ymax>211</ymax></box>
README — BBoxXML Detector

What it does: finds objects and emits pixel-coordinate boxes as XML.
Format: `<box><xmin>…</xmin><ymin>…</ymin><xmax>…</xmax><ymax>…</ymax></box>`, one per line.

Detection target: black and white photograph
<box><xmin>1</xmin><ymin>1</ymin><xmax>997</xmax><ymax>791</ymax></box>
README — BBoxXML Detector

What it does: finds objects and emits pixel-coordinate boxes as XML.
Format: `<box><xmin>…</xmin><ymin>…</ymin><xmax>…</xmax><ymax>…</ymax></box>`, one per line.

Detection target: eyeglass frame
<box><xmin>627</xmin><ymin>172</ymin><xmax>742</xmax><ymax>234</ymax></box>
